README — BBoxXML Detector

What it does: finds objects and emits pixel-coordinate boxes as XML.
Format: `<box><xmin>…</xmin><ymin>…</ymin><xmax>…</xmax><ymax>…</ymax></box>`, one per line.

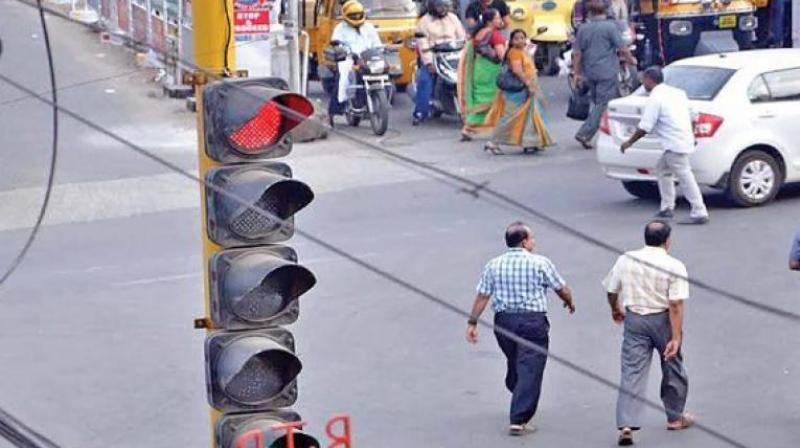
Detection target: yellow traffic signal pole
<box><xmin>193</xmin><ymin>1</ymin><xmax>235</xmax><ymax>446</ymax></box>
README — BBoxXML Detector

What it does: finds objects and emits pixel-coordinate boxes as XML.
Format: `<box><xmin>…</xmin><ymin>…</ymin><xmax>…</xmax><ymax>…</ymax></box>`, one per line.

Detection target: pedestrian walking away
<box><xmin>572</xmin><ymin>0</ymin><xmax>636</xmax><ymax>149</ymax></box>
<box><xmin>603</xmin><ymin>221</ymin><xmax>694</xmax><ymax>446</ymax></box>
<box><xmin>620</xmin><ymin>66</ymin><xmax>709</xmax><ymax>225</ymax></box>
<box><xmin>466</xmin><ymin>222</ymin><xmax>575</xmax><ymax>436</ymax></box>
<box><xmin>789</xmin><ymin>228</ymin><xmax>800</xmax><ymax>271</ymax></box>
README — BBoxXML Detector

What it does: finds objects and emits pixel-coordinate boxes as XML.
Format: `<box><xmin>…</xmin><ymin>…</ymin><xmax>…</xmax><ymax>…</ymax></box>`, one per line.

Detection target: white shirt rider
<box><xmin>637</xmin><ymin>83</ymin><xmax>696</xmax><ymax>154</ymax></box>
<box><xmin>331</xmin><ymin>21</ymin><xmax>382</xmax><ymax>103</ymax></box>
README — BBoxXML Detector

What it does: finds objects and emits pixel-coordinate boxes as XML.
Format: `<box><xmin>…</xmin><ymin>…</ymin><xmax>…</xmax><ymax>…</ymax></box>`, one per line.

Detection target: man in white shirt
<box><xmin>621</xmin><ymin>66</ymin><xmax>709</xmax><ymax>225</ymax></box>
<box><xmin>603</xmin><ymin>221</ymin><xmax>694</xmax><ymax>446</ymax></box>
<box><xmin>330</xmin><ymin>1</ymin><xmax>383</xmax><ymax>107</ymax></box>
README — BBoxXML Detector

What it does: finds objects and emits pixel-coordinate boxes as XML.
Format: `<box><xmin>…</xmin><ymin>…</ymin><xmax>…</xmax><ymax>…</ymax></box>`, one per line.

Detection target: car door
<box><xmin>748</xmin><ymin>67</ymin><xmax>800</xmax><ymax>181</ymax></box>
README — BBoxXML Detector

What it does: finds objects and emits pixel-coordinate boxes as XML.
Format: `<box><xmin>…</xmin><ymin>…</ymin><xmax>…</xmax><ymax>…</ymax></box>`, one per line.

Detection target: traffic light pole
<box><xmin>193</xmin><ymin>2</ymin><xmax>236</xmax><ymax>446</ymax></box>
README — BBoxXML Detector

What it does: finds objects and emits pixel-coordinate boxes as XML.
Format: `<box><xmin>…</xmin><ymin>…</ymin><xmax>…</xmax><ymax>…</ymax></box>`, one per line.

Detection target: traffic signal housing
<box><xmin>198</xmin><ymin>76</ymin><xmax>317</xmax><ymax>448</ymax></box>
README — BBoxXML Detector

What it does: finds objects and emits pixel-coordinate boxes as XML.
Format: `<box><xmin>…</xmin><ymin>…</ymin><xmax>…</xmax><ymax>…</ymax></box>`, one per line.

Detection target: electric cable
<box><xmin>0</xmin><ymin>405</ymin><xmax>62</xmax><ymax>448</ymax></box>
<box><xmin>222</xmin><ymin>0</ymin><xmax>233</xmax><ymax>74</ymax></box>
<box><xmin>21</xmin><ymin>0</ymin><xmax>789</xmax><ymax>324</ymax></box>
<box><xmin>0</xmin><ymin>0</ymin><xmax>60</xmax><ymax>288</ymax></box>
<box><xmin>0</xmin><ymin>67</ymin><xmax>143</xmax><ymax>108</ymax></box>
<box><xmin>0</xmin><ymin>72</ymin><xmax>754</xmax><ymax>448</ymax></box>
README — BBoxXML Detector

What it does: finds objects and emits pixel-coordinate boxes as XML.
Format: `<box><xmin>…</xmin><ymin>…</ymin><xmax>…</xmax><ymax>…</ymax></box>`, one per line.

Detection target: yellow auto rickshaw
<box><xmin>301</xmin><ymin>0</ymin><xmax>419</xmax><ymax>90</ymax></box>
<box><xmin>505</xmin><ymin>0</ymin><xmax>577</xmax><ymax>75</ymax></box>
<box><xmin>630</xmin><ymin>0</ymin><xmax>760</xmax><ymax>67</ymax></box>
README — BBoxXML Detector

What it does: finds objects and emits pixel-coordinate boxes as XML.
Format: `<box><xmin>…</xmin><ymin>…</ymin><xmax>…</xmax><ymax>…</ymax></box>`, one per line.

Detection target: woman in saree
<box><xmin>457</xmin><ymin>9</ymin><xmax>506</xmax><ymax>141</ymax></box>
<box><xmin>483</xmin><ymin>29</ymin><xmax>554</xmax><ymax>154</ymax></box>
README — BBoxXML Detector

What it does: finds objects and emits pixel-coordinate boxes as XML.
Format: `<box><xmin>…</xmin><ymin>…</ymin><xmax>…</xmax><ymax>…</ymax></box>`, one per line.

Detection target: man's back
<box><xmin>576</xmin><ymin>18</ymin><xmax>623</xmax><ymax>80</ymax></box>
<box><xmin>640</xmin><ymin>83</ymin><xmax>695</xmax><ymax>154</ymax></box>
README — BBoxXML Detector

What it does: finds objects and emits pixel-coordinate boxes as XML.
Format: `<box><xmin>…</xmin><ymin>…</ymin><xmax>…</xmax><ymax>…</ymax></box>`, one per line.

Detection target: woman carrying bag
<box><xmin>483</xmin><ymin>29</ymin><xmax>554</xmax><ymax>154</ymax></box>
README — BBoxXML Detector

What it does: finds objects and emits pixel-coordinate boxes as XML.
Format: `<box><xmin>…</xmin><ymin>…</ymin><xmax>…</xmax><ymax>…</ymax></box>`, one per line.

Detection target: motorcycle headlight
<box><xmin>668</xmin><ymin>21</ymin><xmax>693</xmax><ymax>36</ymax></box>
<box><xmin>739</xmin><ymin>15</ymin><xmax>757</xmax><ymax>31</ymax></box>
<box><xmin>511</xmin><ymin>8</ymin><xmax>525</xmax><ymax>21</ymax></box>
<box><xmin>367</xmin><ymin>60</ymin><xmax>386</xmax><ymax>73</ymax></box>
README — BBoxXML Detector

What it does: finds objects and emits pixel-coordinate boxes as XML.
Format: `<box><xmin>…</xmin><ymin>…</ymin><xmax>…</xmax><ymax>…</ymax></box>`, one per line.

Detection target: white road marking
<box><xmin>111</xmin><ymin>272</ymin><xmax>200</xmax><ymax>287</ymax></box>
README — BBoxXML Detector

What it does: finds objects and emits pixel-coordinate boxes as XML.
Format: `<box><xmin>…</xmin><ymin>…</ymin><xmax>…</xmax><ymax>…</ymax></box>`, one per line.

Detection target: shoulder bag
<box><xmin>496</xmin><ymin>51</ymin><xmax>527</xmax><ymax>93</ymax></box>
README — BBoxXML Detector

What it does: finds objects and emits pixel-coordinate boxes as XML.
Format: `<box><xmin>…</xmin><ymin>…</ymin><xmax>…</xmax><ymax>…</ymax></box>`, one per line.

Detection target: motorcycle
<box><xmin>325</xmin><ymin>41</ymin><xmax>400</xmax><ymax>136</ymax></box>
<box><xmin>412</xmin><ymin>35</ymin><xmax>464</xmax><ymax>119</ymax></box>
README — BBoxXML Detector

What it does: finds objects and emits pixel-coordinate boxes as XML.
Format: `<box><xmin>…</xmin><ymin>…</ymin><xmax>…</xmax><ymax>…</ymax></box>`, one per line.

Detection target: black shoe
<box><xmin>575</xmin><ymin>135</ymin><xmax>593</xmax><ymax>150</ymax></box>
<box><xmin>412</xmin><ymin>113</ymin><xmax>424</xmax><ymax>126</ymax></box>
<box><xmin>654</xmin><ymin>209</ymin><xmax>674</xmax><ymax>219</ymax></box>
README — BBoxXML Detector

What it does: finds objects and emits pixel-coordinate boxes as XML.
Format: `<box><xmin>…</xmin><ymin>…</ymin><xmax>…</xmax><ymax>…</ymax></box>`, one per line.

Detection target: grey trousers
<box><xmin>616</xmin><ymin>310</ymin><xmax>689</xmax><ymax>429</ymax></box>
<box><xmin>575</xmin><ymin>77</ymin><xmax>619</xmax><ymax>141</ymax></box>
<box><xmin>656</xmin><ymin>151</ymin><xmax>709</xmax><ymax>219</ymax></box>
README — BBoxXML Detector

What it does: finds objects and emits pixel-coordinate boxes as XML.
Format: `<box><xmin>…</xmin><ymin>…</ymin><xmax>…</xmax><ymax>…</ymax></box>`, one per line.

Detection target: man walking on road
<box><xmin>603</xmin><ymin>221</ymin><xmax>694</xmax><ymax>446</ymax></box>
<box><xmin>573</xmin><ymin>0</ymin><xmax>636</xmax><ymax>149</ymax></box>
<box><xmin>621</xmin><ymin>66</ymin><xmax>709</xmax><ymax>225</ymax></box>
<box><xmin>789</xmin><ymin>229</ymin><xmax>800</xmax><ymax>271</ymax></box>
<box><xmin>466</xmin><ymin>222</ymin><xmax>575</xmax><ymax>436</ymax></box>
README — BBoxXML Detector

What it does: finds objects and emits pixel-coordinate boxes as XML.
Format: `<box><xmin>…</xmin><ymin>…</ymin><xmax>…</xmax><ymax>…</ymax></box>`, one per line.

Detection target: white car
<box><xmin>596</xmin><ymin>49</ymin><xmax>800</xmax><ymax>207</ymax></box>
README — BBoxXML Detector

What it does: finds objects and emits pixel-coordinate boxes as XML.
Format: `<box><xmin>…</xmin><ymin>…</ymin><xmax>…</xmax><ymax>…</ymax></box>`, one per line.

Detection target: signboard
<box><xmin>234</xmin><ymin>0</ymin><xmax>273</xmax><ymax>41</ymax></box>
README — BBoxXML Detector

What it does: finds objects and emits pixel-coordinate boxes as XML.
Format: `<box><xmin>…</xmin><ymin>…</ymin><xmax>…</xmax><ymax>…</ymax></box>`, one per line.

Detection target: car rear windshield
<box><xmin>663</xmin><ymin>66</ymin><xmax>736</xmax><ymax>100</ymax></box>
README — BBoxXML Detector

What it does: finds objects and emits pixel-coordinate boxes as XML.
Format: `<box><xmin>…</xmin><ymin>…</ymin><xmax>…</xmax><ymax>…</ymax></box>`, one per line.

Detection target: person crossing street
<box><xmin>466</xmin><ymin>222</ymin><xmax>575</xmax><ymax>436</ymax></box>
<box><xmin>620</xmin><ymin>66</ymin><xmax>709</xmax><ymax>225</ymax></box>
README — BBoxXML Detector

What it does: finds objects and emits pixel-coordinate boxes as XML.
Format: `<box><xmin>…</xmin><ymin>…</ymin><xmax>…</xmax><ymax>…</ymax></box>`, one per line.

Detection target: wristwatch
<box><xmin>467</xmin><ymin>317</ymin><xmax>478</xmax><ymax>326</ymax></box>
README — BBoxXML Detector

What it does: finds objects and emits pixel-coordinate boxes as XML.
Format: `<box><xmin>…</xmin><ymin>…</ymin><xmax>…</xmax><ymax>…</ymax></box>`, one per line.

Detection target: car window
<box><xmin>762</xmin><ymin>68</ymin><xmax>800</xmax><ymax>102</ymax></box>
<box><xmin>748</xmin><ymin>75</ymin><xmax>771</xmax><ymax>103</ymax></box>
<box><xmin>662</xmin><ymin>65</ymin><xmax>736</xmax><ymax>101</ymax></box>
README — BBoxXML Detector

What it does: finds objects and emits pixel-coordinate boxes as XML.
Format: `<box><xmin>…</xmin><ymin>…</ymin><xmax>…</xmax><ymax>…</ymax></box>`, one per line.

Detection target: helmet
<box><xmin>342</xmin><ymin>0</ymin><xmax>366</xmax><ymax>28</ymax></box>
<box><xmin>427</xmin><ymin>0</ymin><xmax>451</xmax><ymax>18</ymax></box>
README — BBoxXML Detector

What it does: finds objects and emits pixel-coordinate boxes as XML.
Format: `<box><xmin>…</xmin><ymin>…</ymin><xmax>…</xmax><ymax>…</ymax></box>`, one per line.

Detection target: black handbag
<box><xmin>566</xmin><ymin>86</ymin><xmax>591</xmax><ymax>121</ymax></box>
<box><xmin>495</xmin><ymin>52</ymin><xmax>527</xmax><ymax>92</ymax></box>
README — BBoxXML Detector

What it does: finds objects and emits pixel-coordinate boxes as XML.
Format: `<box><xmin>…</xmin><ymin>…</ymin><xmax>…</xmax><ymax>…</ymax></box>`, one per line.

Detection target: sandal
<box><xmin>523</xmin><ymin>146</ymin><xmax>541</xmax><ymax>154</ymax></box>
<box><xmin>617</xmin><ymin>428</ymin><xmax>634</xmax><ymax>446</ymax></box>
<box><xmin>484</xmin><ymin>143</ymin><xmax>503</xmax><ymax>155</ymax></box>
<box><xmin>508</xmin><ymin>423</ymin><xmax>535</xmax><ymax>436</ymax></box>
<box><xmin>666</xmin><ymin>413</ymin><xmax>695</xmax><ymax>431</ymax></box>
<box><xmin>460</xmin><ymin>132</ymin><xmax>473</xmax><ymax>142</ymax></box>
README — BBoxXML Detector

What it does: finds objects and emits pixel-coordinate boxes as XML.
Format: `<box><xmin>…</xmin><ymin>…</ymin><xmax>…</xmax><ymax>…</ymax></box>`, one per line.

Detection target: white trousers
<box><xmin>656</xmin><ymin>151</ymin><xmax>709</xmax><ymax>219</ymax></box>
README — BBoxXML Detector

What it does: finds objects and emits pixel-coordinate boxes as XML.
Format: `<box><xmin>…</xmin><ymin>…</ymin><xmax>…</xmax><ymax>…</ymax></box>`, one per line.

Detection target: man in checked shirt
<box><xmin>603</xmin><ymin>220</ymin><xmax>694</xmax><ymax>446</ymax></box>
<box><xmin>466</xmin><ymin>222</ymin><xmax>575</xmax><ymax>436</ymax></box>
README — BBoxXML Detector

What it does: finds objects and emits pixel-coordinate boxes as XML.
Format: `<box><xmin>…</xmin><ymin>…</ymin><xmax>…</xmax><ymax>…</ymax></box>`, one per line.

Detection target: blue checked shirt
<box><xmin>477</xmin><ymin>248</ymin><xmax>567</xmax><ymax>313</ymax></box>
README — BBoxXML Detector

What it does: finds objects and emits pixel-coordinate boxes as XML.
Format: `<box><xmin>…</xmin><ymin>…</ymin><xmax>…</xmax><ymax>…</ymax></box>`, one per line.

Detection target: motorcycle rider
<box><xmin>413</xmin><ymin>0</ymin><xmax>466</xmax><ymax>125</ymax></box>
<box><xmin>329</xmin><ymin>0</ymin><xmax>382</xmax><ymax>120</ymax></box>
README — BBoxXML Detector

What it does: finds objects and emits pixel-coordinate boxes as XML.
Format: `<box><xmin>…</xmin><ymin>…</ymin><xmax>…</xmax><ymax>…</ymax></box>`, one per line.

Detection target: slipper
<box><xmin>618</xmin><ymin>428</ymin><xmax>634</xmax><ymax>446</ymax></box>
<box><xmin>667</xmin><ymin>414</ymin><xmax>695</xmax><ymax>431</ymax></box>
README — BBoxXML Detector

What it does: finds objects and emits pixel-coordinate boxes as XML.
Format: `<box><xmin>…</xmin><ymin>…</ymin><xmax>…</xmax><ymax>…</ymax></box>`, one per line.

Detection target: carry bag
<box><xmin>566</xmin><ymin>86</ymin><xmax>590</xmax><ymax>121</ymax></box>
<box><xmin>495</xmin><ymin>51</ymin><xmax>526</xmax><ymax>93</ymax></box>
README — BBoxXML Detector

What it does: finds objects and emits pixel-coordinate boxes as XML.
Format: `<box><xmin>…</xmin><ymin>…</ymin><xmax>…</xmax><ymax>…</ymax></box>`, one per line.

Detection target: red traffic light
<box><xmin>204</xmin><ymin>78</ymin><xmax>314</xmax><ymax>162</ymax></box>
<box><xmin>217</xmin><ymin>412</ymin><xmax>319</xmax><ymax>448</ymax></box>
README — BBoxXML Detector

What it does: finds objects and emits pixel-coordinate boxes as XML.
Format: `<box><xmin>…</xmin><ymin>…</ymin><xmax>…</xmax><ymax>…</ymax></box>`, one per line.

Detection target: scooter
<box><xmin>412</xmin><ymin>35</ymin><xmax>464</xmax><ymax>119</ymax></box>
<box><xmin>325</xmin><ymin>41</ymin><xmax>400</xmax><ymax>136</ymax></box>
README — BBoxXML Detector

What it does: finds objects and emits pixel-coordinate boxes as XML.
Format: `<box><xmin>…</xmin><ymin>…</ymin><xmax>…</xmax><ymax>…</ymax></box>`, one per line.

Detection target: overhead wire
<box><xmin>0</xmin><ymin>0</ymin><xmax>60</xmax><ymax>288</ymax></box>
<box><xmin>0</xmin><ymin>2</ymin><xmax>793</xmax><ymax>447</ymax></box>
<box><xmin>0</xmin><ymin>69</ymin><xmax>753</xmax><ymax>448</ymax></box>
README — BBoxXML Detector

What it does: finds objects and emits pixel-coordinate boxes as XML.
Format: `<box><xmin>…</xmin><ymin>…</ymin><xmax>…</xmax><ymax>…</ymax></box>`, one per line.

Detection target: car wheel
<box><xmin>726</xmin><ymin>150</ymin><xmax>782</xmax><ymax>207</ymax></box>
<box><xmin>622</xmin><ymin>181</ymin><xmax>660</xmax><ymax>200</ymax></box>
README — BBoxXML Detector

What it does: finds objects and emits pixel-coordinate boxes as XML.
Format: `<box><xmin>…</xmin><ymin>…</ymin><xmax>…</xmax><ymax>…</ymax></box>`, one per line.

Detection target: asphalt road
<box><xmin>1</xmin><ymin>2</ymin><xmax>799</xmax><ymax>448</ymax></box>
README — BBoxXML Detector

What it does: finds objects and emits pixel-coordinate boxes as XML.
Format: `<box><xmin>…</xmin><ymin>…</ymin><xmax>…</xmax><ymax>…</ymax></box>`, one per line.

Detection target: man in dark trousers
<box><xmin>466</xmin><ymin>222</ymin><xmax>575</xmax><ymax>436</ymax></box>
<box><xmin>573</xmin><ymin>0</ymin><xmax>636</xmax><ymax>149</ymax></box>
<box><xmin>789</xmin><ymin>228</ymin><xmax>800</xmax><ymax>271</ymax></box>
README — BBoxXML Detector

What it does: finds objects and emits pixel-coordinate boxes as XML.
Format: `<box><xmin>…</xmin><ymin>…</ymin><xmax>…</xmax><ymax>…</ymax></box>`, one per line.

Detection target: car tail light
<box><xmin>599</xmin><ymin>111</ymin><xmax>611</xmax><ymax>135</ymax></box>
<box><xmin>693</xmin><ymin>113</ymin><xmax>724</xmax><ymax>138</ymax></box>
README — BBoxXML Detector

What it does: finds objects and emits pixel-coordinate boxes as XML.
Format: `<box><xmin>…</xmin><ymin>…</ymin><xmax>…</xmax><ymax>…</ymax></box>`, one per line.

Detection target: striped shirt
<box><xmin>602</xmin><ymin>246</ymin><xmax>690</xmax><ymax>315</ymax></box>
<box><xmin>477</xmin><ymin>248</ymin><xmax>566</xmax><ymax>313</ymax></box>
